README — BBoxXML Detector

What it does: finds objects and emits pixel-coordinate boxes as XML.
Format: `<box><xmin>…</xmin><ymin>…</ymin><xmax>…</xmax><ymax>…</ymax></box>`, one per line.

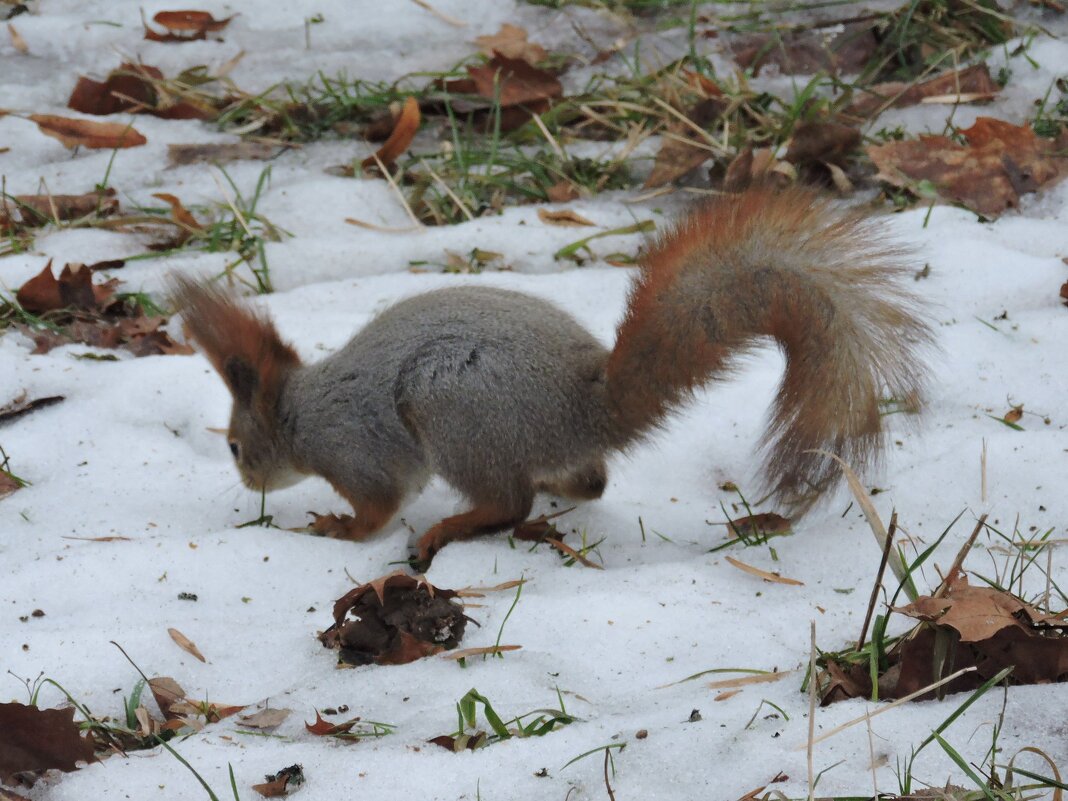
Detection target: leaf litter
<box><xmin>318</xmin><ymin>572</ymin><xmax>469</xmax><ymax>666</ymax></box>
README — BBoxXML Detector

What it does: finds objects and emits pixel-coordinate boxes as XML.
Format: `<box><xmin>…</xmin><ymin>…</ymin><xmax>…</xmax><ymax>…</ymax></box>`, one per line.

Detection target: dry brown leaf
<box><xmin>849</xmin><ymin>64</ymin><xmax>999</xmax><ymax>116</ymax></box>
<box><xmin>145</xmin><ymin>10</ymin><xmax>234</xmax><ymax>41</ymax></box>
<box><xmin>466</xmin><ymin>53</ymin><xmax>562</xmax><ymax>107</ymax></box>
<box><xmin>152</xmin><ymin>193</ymin><xmax>202</xmax><ymax>231</ymax></box>
<box><xmin>454</xmin><ymin>579</ymin><xmax>526</xmax><ymax>598</ymax></box>
<box><xmin>239</xmin><ymin>708</ymin><xmax>291</xmax><ymax>729</ymax></box>
<box><xmin>546</xmin><ymin>537</ymin><xmax>603</xmax><ymax>569</ymax></box>
<box><xmin>644</xmin><ymin>124</ymin><xmax>714</xmax><ymax>189</ymax></box>
<box><xmin>167</xmin><ymin>142</ymin><xmax>281</xmax><ymax>166</ymax></box>
<box><xmin>726</xmin><ymin>512</ymin><xmax>792</xmax><ymax>539</ymax></box>
<box><xmin>728</xmin><ymin>23</ymin><xmax>877</xmax><ymax>76</ymax></box>
<box><xmin>868</xmin><ymin>117</ymin><xmax>1068</xmax><ymax>218</ymax></box>
<box><xmin>784</xmin><ymin>121</ymin><xmax>860</xmax><ymax>168</ymax></box>
<box><xmin>319</xmin><ymin>572</ymin><xmax>466</xmax><ymax>666</ymax></box>
<box><xmin>16</xmin><ymin>261</ymin><xmax>117</xmax><ymax>314</ymax></box>
<box><xmin>474</xmin><ymin>23</ymin><xmax>546</xmax><ymax>65</ymax></box>
<box><xmin>713</xmin><ymin>689</ymin><xmax>742</xmax><ymax>701</ymax></box>
<box><xmin>707</xmin><ymin>671</ymin><xmax>791</xmax><ymax>690</ymax></box>
<box><xmin>1003</xmin><ymin>405</ymin><xmax>1023</xmax><ymax>424</ymax></box>
<box><xmin>61</xmin><ymin>535</ymin><xmax>132</xmax><ymax>543</ymax></box>
<box><xmin>0</xmin><ymin>394</ymin><xmax>64</xmax><ymax>424</ymax></box>
<box><xmin>7</xmin><ymin>23</ymin><xmax>27</xmax><ymax>54</ymax></box>
<box><xmin>545</xmin><ymin>181</ymin><xmax>579</xmax><ymax>202</ymax></box>
<box><xmin>68</xmin><ymin>62</ymin><xmax>217</xmax><ymax>120</ymax></box>
<box><xmin>0</xmin><ymin>703</ymin><xmax>96</xmax><ymax>784</ymax></box>
<box><xmin>537</xmin><ymin>208</ymin><xmax>595</xmax><ymax>227</ymax></box>
<box><xmin>361</xmin><ymin>96</ymin><xmax>420</xmax><ymax>170</ymax></box>
<box><xmin>28</xmin><ymin>114</ymin><xmax>146</xmax><ymax>149</ymax></box>
<box><xmin>0</xmin><ymin>472</ymin><xmax>20</xmax><ymax>500</ymax></box>
<box><xmin>167</xmin><ymin>627</ymin><xmax>206</xmax><ymax>662</ymax></box>
<box><xmin>723</xmin><ymin>555</ymin><xmax>804</xmax><ymax>586</ymax></box>
<box><xmin>3</xmin><ymin>188</ymin><xmax>119</xmax><ymax>229</ymax></box>
<box><xmin>440</xmin><ymin>645</ymin><xmax>522</xmax><ymax>660</ymax></box>
<box><xmin>148</xmin><ymin>676</ymin><xmax>186</xmax><ymax>720</ymax></box>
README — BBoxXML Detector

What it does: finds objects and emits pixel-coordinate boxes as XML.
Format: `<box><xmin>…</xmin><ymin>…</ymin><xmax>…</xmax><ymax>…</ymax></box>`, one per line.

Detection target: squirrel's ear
<box><xmin>223</xmin><ymin>355</ymin><xmax>259</xmax><ymax>405</ymax></box>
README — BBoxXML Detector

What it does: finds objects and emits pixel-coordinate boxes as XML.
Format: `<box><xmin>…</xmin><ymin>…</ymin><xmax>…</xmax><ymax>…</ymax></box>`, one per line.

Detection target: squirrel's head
<box><xmin>169</xmin><ymin>276</ymin><xmax>306</xmax><ymax>493</ymax></box>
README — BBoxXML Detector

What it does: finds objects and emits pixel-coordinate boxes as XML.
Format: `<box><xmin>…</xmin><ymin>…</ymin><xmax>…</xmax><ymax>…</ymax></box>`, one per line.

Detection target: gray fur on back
<box><xmin>279</xmin><ymin>286</ymin><xmax>610</xmax><ymax>508</ymax></box>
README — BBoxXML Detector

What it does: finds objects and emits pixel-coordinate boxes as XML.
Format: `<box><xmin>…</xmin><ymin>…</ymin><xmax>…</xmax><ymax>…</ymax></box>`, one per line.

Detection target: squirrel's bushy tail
<box><xmin>605</xmin><ymin>187</ymin><xmax>931</xmax><ymax>509</ymax></box>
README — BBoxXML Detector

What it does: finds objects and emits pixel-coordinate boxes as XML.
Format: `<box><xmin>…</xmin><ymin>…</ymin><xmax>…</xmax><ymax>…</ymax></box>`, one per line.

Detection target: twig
<box><xmin>932</xmin><ymin>513</ymin><xmax>988</xmax><ymax>599</ymax></box>
<box><xmin>603</xmin><ymin>746</ymin><xmax>616</xmax><ymax>801</ymax></box>
<box><xmin>980</xmin><ymin>438</ymin><xmax>987</xmax><ymax>504</ymax></box>
<box><xmin>210</xmin><ymin>170</ymin><xmax>253</xmax><ymax>239</ymax></box>
<box><xmin>372</xmin><ymin>153</ymin><xmax>424</xmax><ymax>228</ymax></box>
<box><xmin>420</xmin><ymin>158</ymin><xmax>475</xmax><ymax>221</ymax></box>
<box><xmin>797</xmin><ymin>666</ymin><xmax>978</xmax><ymax>749</ymax></box>
<box><xmin>807</xmin><ymin>620</ymin><xmax>817</xmax><ymax>801</ymax></box>
<box><xmin>531</xmin><ymin>113</ymin><xmax>565</xmax><ymax>160</ymax></box>
<box><xmin>408</xmin><ymin>0</ymin><xmax>466</xmax><ymax>27</ymax></box>
<box><xmin>857</xmin><ymin>511</ymin><xmax>897</xmax><ymax>649</ymax></box>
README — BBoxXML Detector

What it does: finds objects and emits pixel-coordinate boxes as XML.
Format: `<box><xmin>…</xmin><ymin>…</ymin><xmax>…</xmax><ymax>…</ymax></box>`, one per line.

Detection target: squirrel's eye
<box><xmin>228</xmin><ymin>441</ymin><xmax>240</xmax><ymax>458</ymax></box>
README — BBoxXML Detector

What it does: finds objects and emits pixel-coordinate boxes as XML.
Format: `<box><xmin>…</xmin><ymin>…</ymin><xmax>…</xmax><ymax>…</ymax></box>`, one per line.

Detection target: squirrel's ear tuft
<box><xmin>223</xmin><ymin>355</ymin><xmax>259</xmax><ymax>405</ymax></box>
<box><xmin>168</xmin><ymin>274</ymin><xmax>300</xmax><ymax>409</ymax></box>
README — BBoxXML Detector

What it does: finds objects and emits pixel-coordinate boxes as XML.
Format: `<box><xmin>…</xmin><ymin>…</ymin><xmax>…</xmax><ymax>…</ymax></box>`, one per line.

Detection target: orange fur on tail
<box><xmin>606</xmin><ymin>186</ymin><xmax>931</xmax><ymax>509</ymax></box>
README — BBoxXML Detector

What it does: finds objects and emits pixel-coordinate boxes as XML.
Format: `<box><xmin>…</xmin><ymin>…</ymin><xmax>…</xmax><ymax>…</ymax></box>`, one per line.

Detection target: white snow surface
<box><xmin>2</xmin><ymin>1</ymin><xmax>1067</xmax><ymax>800</ymax></box>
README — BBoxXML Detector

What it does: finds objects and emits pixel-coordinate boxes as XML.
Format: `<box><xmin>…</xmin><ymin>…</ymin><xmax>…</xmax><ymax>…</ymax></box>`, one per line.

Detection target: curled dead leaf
<box><xmin>361</xmin><ymin>96</ymin><xmax>420</xmax><ymax>171</ymax></box>
<box><xmin>167</xmin><ymin>626</ymin><xmax>206</xmax><ymax>662</ymax></box>
<box><xmin>318</xmin><ymin>572</ymin><xmax>467</xmax><ymax>666</ymax></box>
<box><xmin>723</xmin><ymin>555</ymin><xmax>804</xmax><ymax>586</ymax></box>
<box><xmin>7</xmin><ymin>23</ymin><xmax>27</xmax><ymax>54</ymax></box>
<box><xmin>28</xmin><ymin>114</ymin><xmax>146</xmax><ymax>149</ymax></box>
<box><xmin>145</xmin><ymin>10</ymin><xmax>234</xmax><ymax>41</ymax></box>
<box><xmin>536</xmin><ymin>208</ymin><xmax>595</xmax><ymax>227</ymax></box>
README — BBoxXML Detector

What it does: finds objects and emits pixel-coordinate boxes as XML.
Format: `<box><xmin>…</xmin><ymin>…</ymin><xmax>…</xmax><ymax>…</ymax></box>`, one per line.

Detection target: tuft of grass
<box><xmin>444</xmin><ymin>688</ymin><xmax>578</xmax><ymax>750</ymax></box>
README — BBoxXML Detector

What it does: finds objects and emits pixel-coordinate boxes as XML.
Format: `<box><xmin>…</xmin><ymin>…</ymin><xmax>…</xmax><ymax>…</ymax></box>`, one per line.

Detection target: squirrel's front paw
<box><xmin>307</xmin><ymin>512</ymin><xmax>373</xmax><ymax>541</ymax></box>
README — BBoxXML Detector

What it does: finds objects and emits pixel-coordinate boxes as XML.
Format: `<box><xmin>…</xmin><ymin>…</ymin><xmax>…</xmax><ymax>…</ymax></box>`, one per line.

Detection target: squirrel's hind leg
<box><xmin>415</xmin><ymin>490</ymin><xmax>533</xmax><ymax>566</ymax></box>
<box><xmin>535</xmin><ymin>460</ymin><xmax>607</xmax><ymax>500</ymax></box>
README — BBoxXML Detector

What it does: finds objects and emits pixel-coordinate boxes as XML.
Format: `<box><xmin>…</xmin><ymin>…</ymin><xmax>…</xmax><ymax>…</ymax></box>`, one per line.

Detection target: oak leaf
<box><xmin>868</xmin><ymin>117</ymin><xmax>1068</xmax><ymax>217</ymax></box>
<box><xmin>0</xmin><ymin>703</ymin><xmax>96</xmax><ymax>784</ymax></box>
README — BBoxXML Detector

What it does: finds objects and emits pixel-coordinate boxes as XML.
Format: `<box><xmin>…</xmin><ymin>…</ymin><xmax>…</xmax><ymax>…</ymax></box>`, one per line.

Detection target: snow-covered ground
<box><xmin>2</xmin><ymin>2</ymin><xmax>1067</xmax><ymax>799</ymax></box>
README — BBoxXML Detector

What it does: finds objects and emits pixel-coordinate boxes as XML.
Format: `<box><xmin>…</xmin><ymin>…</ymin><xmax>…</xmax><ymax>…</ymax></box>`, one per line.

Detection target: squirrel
<box><xmin>170</xmin><ymin>187</ymin><xmax>931</xmax><ymax>565</ymax></box>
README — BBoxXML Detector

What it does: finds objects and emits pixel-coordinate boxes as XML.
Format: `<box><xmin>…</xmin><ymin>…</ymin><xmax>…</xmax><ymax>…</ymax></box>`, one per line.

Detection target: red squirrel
<box><xmin>171</xmin><ymin>187</ymin><xmax>931</xmax><ymax>565</ymax></box>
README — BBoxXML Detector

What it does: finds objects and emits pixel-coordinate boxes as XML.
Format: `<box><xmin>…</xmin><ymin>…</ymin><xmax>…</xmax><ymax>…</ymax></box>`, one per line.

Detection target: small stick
<box><xmin>798</xmin><ymin>666</ymin><xmax>978</xmax><ymax>749</ymax></box>
<box><xmin>603</xmin><ymin>747</ymin><xmax>616</xmax><ymax>801</ymax></box>
<box><xmin>932</xmin><ymin>513</ymin><xmax>988</xmax><ymax>599</ymax></box>
<box><xmin>408</xmin><ymin>0</ymin><xmax>466</xmax><ymax>27</ymax></box>
<box><xmin>980</xmin><ymin>438</ymin><xmax>988</xmax><ymax>504</ymax></box>
<box><xmin>806</xmin><ymin>620</ymin><xmax>817</xmax><ymax>801</ymax></box>
<box><xmin>857</xmin><ymin>511</ymin><xmax>897</xmax><ymax>650</ymax></box>
<box><xmin>372</xmin><ymin>153</ymin><xmax>423</xmax><ymax>228</ymax></box>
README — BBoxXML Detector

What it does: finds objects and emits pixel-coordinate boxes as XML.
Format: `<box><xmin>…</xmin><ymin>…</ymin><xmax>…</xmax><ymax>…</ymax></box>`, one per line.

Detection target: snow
<box><xmin>2</xmin><ymin>1</ymin><xmax>1067</xmax><ymax>800</ymax></box>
